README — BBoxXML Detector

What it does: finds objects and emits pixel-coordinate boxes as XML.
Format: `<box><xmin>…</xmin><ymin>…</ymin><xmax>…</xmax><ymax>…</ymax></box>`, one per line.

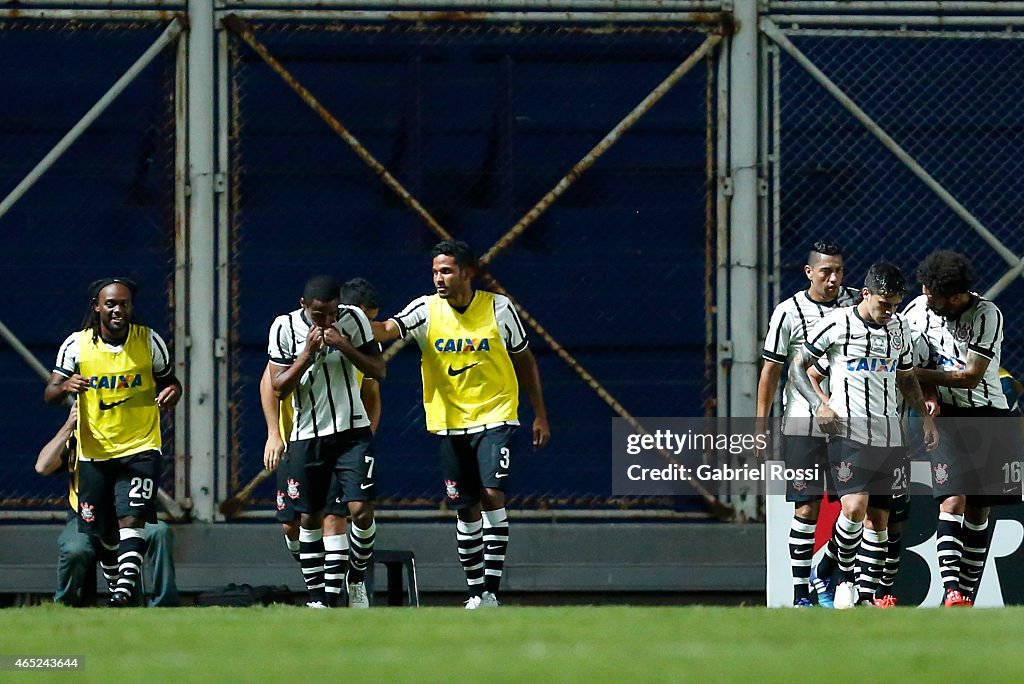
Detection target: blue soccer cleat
<box><xmin>793</xmin><ymin>597</ymin><xmax>813</xmax><ymax>608</ymax></box>
<box><xmin>810</xmin><ymin>566</ymin><xmax>835</xmax><ymax>609</ymax></box>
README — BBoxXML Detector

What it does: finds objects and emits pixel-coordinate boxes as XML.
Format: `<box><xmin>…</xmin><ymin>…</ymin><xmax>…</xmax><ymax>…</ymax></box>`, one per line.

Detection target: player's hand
<box><xmin>922</xmin><ymin>415</ymin><xmax>939</xmax><ymax>452</ymax></box>
<box><xmin>925</xmin><ymin>397</ymin><xmax>941</xmax><ymax>417</ymax></box>
<box><xmin>532</xmin><ymin>416</ymin><xmax>550</xmax><ymax>449</ymax></box>
<box><xmin>61</xmin><ymin>374</ymin><xmax>91</xmax><ymax>395</ymax></box>
<box><xmin>264</xmin><ymin>433</ymin><xmax>286</xmax><ymax>470</ymax></box>
<box><xmin>156</xmin><ymin>384</ymin><xmax>181</xmax><ymax>409</ymax></box>
<box><xmin>753</xmin><ymin>417</ymin><xmax>769</xmax><ymax>463</ymax></box>
<box><xmin>322</xmin><ymin>325</ymin><xmax>351</xmax><ymax>351</ymax></box>
<box><xmin>303</xmin><ymin>325</ymin><xmax>325</xmax><ymax>359</ymax></box>
<box><xmin>814</xmin><ymin>403</ymin><xmax>844</xmax><ymax>436</ymax></box>
<box><xmin>66</xmin><ymin>402</ymin><xmax>78</xmax><ymax>425</ymax></box>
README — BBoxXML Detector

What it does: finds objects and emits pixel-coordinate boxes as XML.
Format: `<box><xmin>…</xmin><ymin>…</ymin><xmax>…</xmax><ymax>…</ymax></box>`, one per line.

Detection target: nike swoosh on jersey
<box><xmin>99</xmin><ymin>397</ymin><xmax>131</xmax><ymax>411</ymax></box>
<box><xmin>447</xmin><ymin>363</ymin><xmax>480</xmax><ymax>376</ymax></box>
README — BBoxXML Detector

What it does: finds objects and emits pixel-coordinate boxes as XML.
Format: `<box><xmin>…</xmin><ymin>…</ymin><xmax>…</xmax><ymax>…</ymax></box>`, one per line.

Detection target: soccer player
<box><xmin>261</xmin><ymin>277</ymin><xmax>383</xmax><ymax>607</ymax></box>
<box><xmin>35</xmin><ymin>403</ymin><xmax>178</xmax><ymax>607</ymax></box>
<box><xmin>790</xmin><ymin>262</ymin><xmax>938</xmax><ymax>608</ymax></box>
<box><xmin>44</xmin><ymin>277</ymin><xmax>182</xmax><ymax>606</ymax></box>
<box><xmin>374</xmin><ymin>240</ymin><xmax>550</xmax><ymax>609</ymax></box>
<box><xmin>267</xmin><ymin>275</ymin><xmax>384</xmax><ymax>608</ymax></box>
<box><xmin>756</xmin><ymin>239</ymin><xmax>860</xmax><ymax>607</ymax></box>
<box><xmin>902</xmin><ymin>250</ymin><xmax>1019</xmax><ymax>606</ymax></box>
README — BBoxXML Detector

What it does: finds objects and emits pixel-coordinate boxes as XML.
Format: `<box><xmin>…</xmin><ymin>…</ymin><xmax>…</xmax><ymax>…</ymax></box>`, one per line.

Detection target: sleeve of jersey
<box><xmin>761</xmin><ymin>306</ymin><xmax>790</xmax><ymax>364</ymax></box>
<box><xmin>389</xmin><ymin>297</ymin><xmax>428</xmax><ymax>342</ymax></box>
<box><xmin>968</xmin><ymin>304</ymin><xmax>1001</xmax><ymax>360</ymax></box>
<box><xmin>896</xmin><ymin>320</ymin><xmax>914</xmax><ymax>371</ymax></box>
<box><xmin>495</xmin><ymin>296</ymin><xmax>528</xmax><ymax>353</ymax></box>
<box><xmin>339</xmin><ymin>307</ymin><xmax>377</xmax><ymax>352</ymax></box>
<box><xmin>52</xmin><ymin>333</ymin><xmax>78</xmax><ymax>378</ymax></box>
<box><xmin>149</xmin><ymin>330</ymin><xmax>173</xmax><ymax>378</ymax></box>
<box><xmin>268</xmin><ymin>316</ymin><xmax>294</xmax><ymax>366</ymax></box>
<box><xmin>803</xmin><ymin>318</ymin><xmax>835</xmax><ymax>359</ymax></box>
<box><xmin>812</xmin><ymin>358</ymin><xmax>829</xmax><ymax>376</ymax></box>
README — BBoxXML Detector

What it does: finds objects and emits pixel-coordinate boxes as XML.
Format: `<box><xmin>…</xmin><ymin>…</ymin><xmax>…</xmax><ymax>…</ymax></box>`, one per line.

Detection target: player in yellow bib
<box><xmin>376</xmin><ymin>240</ymin><xmax>550</xmax><ymax>608</ymax></box>
<box><xmin>44</xmin><ymin>277</ymin><xmax>182</xmax><ymax>606</ymax></box>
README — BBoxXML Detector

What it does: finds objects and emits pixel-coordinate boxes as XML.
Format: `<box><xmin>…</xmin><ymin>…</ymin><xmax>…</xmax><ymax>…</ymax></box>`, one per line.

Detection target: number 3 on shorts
<box><xmin>499</xmin><ymin>446</ymin><xmax>510</xmax><ymax>470</ymax></box>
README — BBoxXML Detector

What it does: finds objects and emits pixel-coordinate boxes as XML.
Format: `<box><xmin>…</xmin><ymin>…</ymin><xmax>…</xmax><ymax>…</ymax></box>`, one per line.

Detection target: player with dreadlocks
<box><xmin>44</xmin><ymin>277</ymin><xmax>182</xmax><ymax>606</ymax></box>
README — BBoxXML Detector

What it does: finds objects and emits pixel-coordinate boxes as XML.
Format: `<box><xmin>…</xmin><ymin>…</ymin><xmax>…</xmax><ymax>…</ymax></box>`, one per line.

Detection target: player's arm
<box><xmin>756</xmin><ymin>361</ymin><xmax>783</xmax><ymax>420</ymax></box>
<box><xmin>44</xmin><ymin>371</ymin><xmax>89</xmax><ymax>404</ymax></box>
<box><xmin>914</xmin><ymin>351</ymin><xmax>990</xmax><ymax>390</ymax></box>
<box><xmin>325</xmin><ymin>308</ymin><xmax>386</xmax><ymax>380</ymax></box>
<box><xmin>271</xmin><ymin>325</ymin><xmax>323</xmax><ymax>398</ymax></box>
<box><xmin>260</xmin><ymin>363</ymin><xmax>286</xmax><ymax>470</ymax></box>
<box><xmin>155</xmin><ymin>372</ymin><xmax>183</xmax><ymax>409</ymax></box>
<box><xmin>150</xmin><ymin>330</ymin><xmax>182</xmax><ymax>409</ymax></box>
<box><xmin>511</xmin><ymin>348</ymin><xmax>550</xmax><ymax>449</ymax></box>
<box><xmin>35</xmin><ymin>404</ymin><xmax>77</xmax><ymax>476</ymax></box>
<box><xmin>789</xmin><ymin>348</ymin><xmax>825</xmax><ymax>411</ymax></box>
<box><xmin>361</xmin><ymin>379</ymin><xmax>382</xmax><ymax>433</ymax></box>
<box><xmin>897</xmin><ymin>369</ymin><xmax>939</xmax><ymax>450</ymax></box>
<box><xmin>372</xmin><ymin>319</ymin><xmax>402</xmax><ymax>343</ymax></box>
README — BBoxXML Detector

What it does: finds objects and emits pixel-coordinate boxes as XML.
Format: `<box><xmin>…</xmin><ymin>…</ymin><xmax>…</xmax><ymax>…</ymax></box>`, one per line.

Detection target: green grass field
<box><xmin>5</xmin><ymin>605</ymin><xmax>1024</xmax><ymax>682</ymax></box>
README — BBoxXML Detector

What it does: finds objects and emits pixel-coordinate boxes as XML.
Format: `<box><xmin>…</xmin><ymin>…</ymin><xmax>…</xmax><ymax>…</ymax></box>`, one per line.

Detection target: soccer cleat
<box><xmin>348</xmin><ymin>581</ymin><xmax>370</xmax><ymax>609</ymax></box>
<box><xmin>833</xmin><ymin>582</ymin><xmax>858</xmax><ymax>610</ymax></box>
<box><xmin>107</xmin><ymin>592</ymin><xmax>133</xmax><ymax>608</ymax></box>
<box><xmin>873</xmin><ymin>595</ymin><xmax>898</xmax><ymax>608</ymax></box>
<box><xmin>464</xmin><ymin>596</ymin><xmax>483</xmax><ymax>610</ymax></box>
<box><xmin>479</xmin><ymin>591</ymin><xmax>501</xmax><ymax>608</ymax></box>
<box><xmin>810</xmin><ymin>567</ymin><xmax>835</xmax><ymax>609</ymax></box>
<box><xmin>856</xmin><ymin>599</ymin><xmax>877</xmax><ymax>608</ymax></box>
<box><xmin>305</xmin><ymin>600</ymin><xmax>327</xmax><ymax>609</ymax></box>
<box><xmin>793</xmin><ymin>597</ymin><xmax>813</xmax><ymax>608</ymax></box>
<box><xmin>943</xmin><ymin>589</ymin><xmax>973</xmax><ymax>608</ymax></box>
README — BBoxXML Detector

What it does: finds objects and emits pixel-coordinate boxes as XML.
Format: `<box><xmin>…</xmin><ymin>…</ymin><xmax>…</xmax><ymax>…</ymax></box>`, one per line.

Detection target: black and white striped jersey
<box><xmin>902</xmin><ymin>293</ymin><xmax>1007</xmax><ymax>410</ymax></box>
<box><xmin>804</xmin><ymin>306</ymin><xmax>914</xmax><ymax>446</ymax></box>
<box><xmin>267</xmin><ymin>304</ymin><xmax>378</xmax><ymax>440</ymax></box>
<box><xmin>761</xmin><ymin>287</ymin><xmax>860</xmax><ymax>434</ymax></box>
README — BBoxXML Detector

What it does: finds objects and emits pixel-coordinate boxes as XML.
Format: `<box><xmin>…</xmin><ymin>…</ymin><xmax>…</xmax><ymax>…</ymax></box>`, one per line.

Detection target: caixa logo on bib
<box><xmin>434</xmin><ymin>338</ymin><xmax>491</xmax><ymax>352</ymax></box>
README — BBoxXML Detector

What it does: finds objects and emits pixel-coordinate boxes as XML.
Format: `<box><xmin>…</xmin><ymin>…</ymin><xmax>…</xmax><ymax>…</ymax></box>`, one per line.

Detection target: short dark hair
<box><xmin>302</xmin><ymin>275</ymin><xmax>340</xmax><ymax>302</ymax></box>
<box><xmin>431</xmin><ymin>240</ymin><xmax>476</xmax><ymax>270</ymax></box>
<box><xmin>915</xmin><ymin>250</ymin><xmax>973</xmax><ymax>297</ymax></box>
<box><xmin>808</xmin><ymin>239</ymin><xmax>843</xmax><ymax>266</ymax></box>
<box><xmin>340</xmin><ymin>277</ymin><xmax>380</xmax><ymax>311</ymax></box>
<box><xmin>863</xmin><ymin>261</ymin><xmax>905</xmax><ymax>296</ymax></box>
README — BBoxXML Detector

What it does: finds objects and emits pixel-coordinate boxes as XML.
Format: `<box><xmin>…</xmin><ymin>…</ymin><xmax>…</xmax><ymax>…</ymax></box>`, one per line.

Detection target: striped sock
<box><xmin>834</xmin><ymin>513</ymin><xmax>864</xmax><ymax>582</ymax></box>
<box><xmin>347</xmin><ymin>521</ymin><xmax>376</xmax><ymax>584</ymax></box>
<box><xmin>98</xmin><ymin>537</ymin><xmax>120</xmax><ymax>593</ymax></box>
<box><xmin>113</xmin><ymin>527</ymin><xmax>145</xmax><ymax>603</ymax></box>
<box><xmin>482</xmin><ymin>508</ymin><xmax>509</xmax><ymax>595</ymax></box>
<box><xmin>857</xmin><ymin>528</ymin><xmax>887</xmax><ymax>603</ymax></box>
<box><xmin>936</xmin><ymin>512</ymin><xmax>965</xmax><ymax>591</ymax></box>
<box><xmin>789</xmin><ymin>515</ymin><xmax>816</xmax><ymax>603</ymax></box>
<box><xmin>299</xmin><ymin>527</ymin><xmax>326</xmax><ymax>604</ymax></box>
<box><xmin>877</xmin><ymin>531</ymin><xmax>902</xmax><ymax>597</ymax></box>
<box><xmin>959</xmin><ymin>519</ymin><xmax>990</xmax><ymax>599</ymax></box>
<box><xmin>456</xmin><ymin>518</ymin><xmax>484</xmax><ymax>597</ymax></box>
<box><xmin>323</xmin><ymin>534</ymin><xmax>349</xmax><ymax>607</ymax></box>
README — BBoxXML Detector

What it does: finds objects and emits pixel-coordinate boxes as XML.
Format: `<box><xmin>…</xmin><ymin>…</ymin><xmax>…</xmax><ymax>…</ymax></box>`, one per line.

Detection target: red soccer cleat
<box><xmin>943</xmin><ymin>589</ymin><xmax>973</xmax><ymax>608</ymax></box>
<box><xmin>873</xmin><ymin>594</ymin><xmax>898</xmax><ymax>608</ymax></box>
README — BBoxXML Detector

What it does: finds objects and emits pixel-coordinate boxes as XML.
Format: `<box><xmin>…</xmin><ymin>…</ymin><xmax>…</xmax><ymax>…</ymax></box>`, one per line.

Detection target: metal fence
<box><xmin>764</xmin><ymin>17</ymin><xmax>1024</xmax><ymax>381</ymax></box>
<box><xmin>223</xmin><ymin>14</ymin><xmax>721</xmax><ymax>515</ymax></box>
<box><xmin>0</xmin><ymin>16</ymin><xmax>181</xmax><ymax>513</ymax></box>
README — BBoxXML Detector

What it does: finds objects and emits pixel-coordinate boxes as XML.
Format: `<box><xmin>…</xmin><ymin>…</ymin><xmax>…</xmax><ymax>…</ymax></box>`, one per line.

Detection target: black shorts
<box><xmin>888</xmin><ymin>492</ymin><xmax>911</xmax><ymax>522</ymax></box>
<box><xmin>77</xmin><ymin>449</ymin><xmax>161</xmax><ymax>536</ymax></box>
<box><xmin>439</xmin><ymin>425</ymin><xmax>516</xmax><ymax>510</ymax></box>
<box><xmin>827</xmin><ymin>438</ymin><xmax>907</xmax><ymax>500</ymax></box>
<box><xmin>930</xmin><ymin>403</ymin><xmax>1023</xmax><ymax>504</ymax></box>
<box><xmin>782</xmin><ymin>435</ymin><xmax>833</xmax><ymax>503</ymax></box>
<box><xmin>286</xmin><ymin>428</ymin><xmax>376</xmax><ymax>514</ymax></box>
<box><xmin>275</xmin><ymin>453</ymin><xmax>352</xmax><ymax>522</ymax></box>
